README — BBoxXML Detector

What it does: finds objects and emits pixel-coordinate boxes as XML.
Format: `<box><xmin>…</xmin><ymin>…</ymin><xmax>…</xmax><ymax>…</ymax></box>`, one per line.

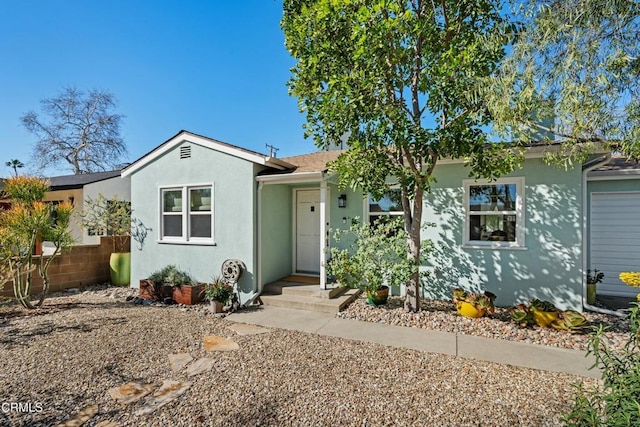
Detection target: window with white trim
<box><xmin>368</xmin><ymin>188</ymin><xmax>403</xmax><ymax>226</ymax></box>
<box><xmin>160</xmin><ymin>185</ymin><xmax>213</xmax><ymax>243</ymax></box>
<box><xmin>464</xmin><ymin>177</ymin><xmax>524</xmax><ymax>248</ymax></box>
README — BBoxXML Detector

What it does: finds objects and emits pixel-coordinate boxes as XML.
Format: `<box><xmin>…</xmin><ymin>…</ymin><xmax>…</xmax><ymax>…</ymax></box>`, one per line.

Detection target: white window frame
<box><xmin>158</xmin><ymin>183</ymin><xmax>215</xmax><ymax>245</ymax></box>
<box><xmin>366</xmin><ymin>187</ymin><xmax>405</xmax><ymax>225</ymax></box>
<box><xmin>463</xmin><ymin>177</ymin><xmax>526</xmax><ymax>249</ymax></box>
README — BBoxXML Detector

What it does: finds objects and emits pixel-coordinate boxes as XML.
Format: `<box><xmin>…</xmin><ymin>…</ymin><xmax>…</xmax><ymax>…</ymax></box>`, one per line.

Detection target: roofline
<box><xmin>122</xmin><ymin>130</ymin><xmax>294</xmax><ymax>177</ymax></box>
<box><xmin>587</xmin><ymin>169</ymin><xmax>640</xmax><ymax>181</ymax></box>
<box><xmin>256</xmin><ymin>171</ymin><xmax>325</xmax><ymax>184</ymax></box>
<box><xmin>437</xmin><ymin>143</ymin><xmax>608</xmax><ymax>165</ymax></box>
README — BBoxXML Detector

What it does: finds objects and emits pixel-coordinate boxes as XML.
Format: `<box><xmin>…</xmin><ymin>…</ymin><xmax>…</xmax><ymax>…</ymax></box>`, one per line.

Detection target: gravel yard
<box><xmin>0</xmin><ymin>287</ymin><xmax>605</xmax><ymax>426</ymax></box>
<box><xmin>339</xmin><ymin>295</ymin><xmax>631</xmax><ymax>353</ymax></box>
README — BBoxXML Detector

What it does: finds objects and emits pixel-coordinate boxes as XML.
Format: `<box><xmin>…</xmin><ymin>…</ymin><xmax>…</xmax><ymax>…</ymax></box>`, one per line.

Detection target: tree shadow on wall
<box><xmin>423</xmin><ymin>180</ymin><xmax>583</xmax><ymax>310</ymax></box>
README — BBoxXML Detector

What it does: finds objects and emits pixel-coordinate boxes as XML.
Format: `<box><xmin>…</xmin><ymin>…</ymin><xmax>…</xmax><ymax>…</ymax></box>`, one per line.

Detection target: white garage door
<box><xmin>590</xmin><ymin>192</ymin><xmax>640</xmax><ymax>296</ymax></box>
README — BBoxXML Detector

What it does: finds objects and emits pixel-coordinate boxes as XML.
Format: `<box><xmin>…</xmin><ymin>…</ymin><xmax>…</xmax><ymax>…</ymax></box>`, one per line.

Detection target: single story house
<box><xmin>45</xmin><ymin>170</ymin><xmax>131</xmax><ymax>247</ymax></box>
<box><xmin>122</xmin><ymin>130</ymin><xmax>638</xmax><ymax>311</ymax></box>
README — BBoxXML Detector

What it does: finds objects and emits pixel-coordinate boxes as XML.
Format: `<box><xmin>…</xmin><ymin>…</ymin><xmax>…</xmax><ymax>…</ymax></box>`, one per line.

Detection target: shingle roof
<box><xmin>48</xmin><ymin>170</ymin><xmax>122</xmax><ymax>190</ymax></box>
<box><xmin>593</xmin><ymin>156</ymin><xmax>640</xmax><ymax>172</ymax></box>
<box><xmin>281</xmin><ymin>150</ymin><xmax>345</xmax><ymax>173</ymax></box>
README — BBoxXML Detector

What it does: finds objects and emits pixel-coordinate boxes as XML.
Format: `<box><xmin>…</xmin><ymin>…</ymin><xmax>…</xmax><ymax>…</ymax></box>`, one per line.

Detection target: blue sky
<box><xmin>0</xmin><ymin>1</ymin><xmax>315</xmax><ymax>177</ymax></box>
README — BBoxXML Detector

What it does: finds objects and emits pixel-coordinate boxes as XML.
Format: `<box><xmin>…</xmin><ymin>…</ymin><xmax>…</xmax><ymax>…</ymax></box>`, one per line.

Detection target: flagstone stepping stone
<box><xmin>228</xmin><ymin>323</ymin><xmax>271</xmax><ymax>336</ymax></box>
<box><xmin>203</xmin><ymin>335</ymin><xmax>239</xmax><ymax>352</ymax></box>
<box><xmin>168</xmin><ymin>353</ymin><xmax>193</xmax><ymax>372</ymax></box>
<box><xmin>134</xmin><ymin>380</ymin><xmax>191</xmax><ymax>416</ymax></box>
<box><xmin>54</xmin><ymin>404</ymin><xmax>99</xmax><ymax>426</ymax></box>
<box><xmin>95</xmin><ymin>421</ymin><xmax>120</xmax><ymax>427</ymax></box>
<box><xmin>186</xmin><ymin>357</ymin><xmax>215</xmax><ymax>377</ymax></box>
<box><xmin>107</xmin><ymin>382</ymin><xmax>155</xmax><ymax>405</ymax></box>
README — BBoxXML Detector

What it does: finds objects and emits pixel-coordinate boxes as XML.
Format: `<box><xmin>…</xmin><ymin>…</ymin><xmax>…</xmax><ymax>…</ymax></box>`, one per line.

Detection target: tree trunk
<box><xmin>404</xmin><ymin>187</ymin><xmax>424</xmax><ymax>312</ymax></box>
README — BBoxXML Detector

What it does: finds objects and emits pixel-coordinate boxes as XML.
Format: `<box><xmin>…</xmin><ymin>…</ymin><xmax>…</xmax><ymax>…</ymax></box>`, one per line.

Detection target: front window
<box><xmin>367</xmin><ymin>188</ymin><xmax>404</xmax><ymax>226</ymax></box>
<box><xmin>160</xmin><ymin>184</ymin><xmax>213</xmax><ymax>243</ymax></box>
<box><xmin>464</xmin><ymin>178</ymin><xmax>524</xmax><ymax>248</ymax></box>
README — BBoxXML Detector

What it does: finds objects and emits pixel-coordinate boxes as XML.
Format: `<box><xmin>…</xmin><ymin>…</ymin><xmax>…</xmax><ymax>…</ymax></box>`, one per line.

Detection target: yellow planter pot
<box><xmin>533</xmin><ymin>310</ymin><xmax>558</xmax><ymax>327</ymax></box>
<box><xmin>456</xmin><ymin>301</ymin><xmax>485</xmax><ymax>318</ymax></box>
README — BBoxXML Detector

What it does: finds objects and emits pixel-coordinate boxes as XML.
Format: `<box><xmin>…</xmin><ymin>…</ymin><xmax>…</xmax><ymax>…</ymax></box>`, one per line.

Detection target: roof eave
<box><xmin>256</xmin><ymin>171</ymin><xmax>325</xmax><ymax>184</ymax></box>
<box><xmin>122</xmin><ymin>131</ymin><xmax>293</xmax><ymax>177</ymax></box>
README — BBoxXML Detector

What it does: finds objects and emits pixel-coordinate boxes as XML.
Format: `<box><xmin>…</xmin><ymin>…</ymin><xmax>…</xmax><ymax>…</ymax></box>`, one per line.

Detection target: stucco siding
<box><xmin>260</xmin><ymin>184</ymin><xmax>293</xmax><ymax>284</ymax></box>
<box><xmin>129</xmin><ymin>141</ymin><xmax>257</xmax><ymax>299</ymax></box>
<box><xmin>328</xmin><ymin>184</ymin><xmax>364</xmax><ymax>251</ymax></box>
<box><xmin>423</xmin><ymin>159</ymin><xmax>584</xmax><ymax>311</ymax></box>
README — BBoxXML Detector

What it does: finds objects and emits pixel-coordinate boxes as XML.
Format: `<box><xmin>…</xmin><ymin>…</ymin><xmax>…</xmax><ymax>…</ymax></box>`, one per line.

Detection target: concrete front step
<box><xmin>263</xmin><ymin>281</ymin><xmax>347</xmax><ymax>299</ymax></box>
<box><xmin>260</xmin><ymin>288</ymin><xmax>361</xmax><ymax>314</ymax></box>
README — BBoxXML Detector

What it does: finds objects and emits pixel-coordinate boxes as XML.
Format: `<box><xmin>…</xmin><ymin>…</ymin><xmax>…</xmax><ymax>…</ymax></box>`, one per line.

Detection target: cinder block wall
<box><xmin>1</xmin><ymin>237</ymin><xmax>129</xmax><ymax>298</ymax></box>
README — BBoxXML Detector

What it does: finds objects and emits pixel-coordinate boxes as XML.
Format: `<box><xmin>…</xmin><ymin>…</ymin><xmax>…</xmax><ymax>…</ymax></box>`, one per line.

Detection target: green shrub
<box><xmin>326</xmin><ymin>217</ymin><xmax>430</xmax><ymax>295</ymax></box>
<box><xmin>148</xmin><ymin>265</ymin><xmax>195</xmax><ymax>286</ymax></box>
<box><xmin>563</xmin><ymin>303</ymin><xmax>640</xmax><ymax>426</ymax></box>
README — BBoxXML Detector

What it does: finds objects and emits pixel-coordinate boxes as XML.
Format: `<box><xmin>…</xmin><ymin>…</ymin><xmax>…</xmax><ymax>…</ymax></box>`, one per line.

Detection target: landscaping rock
<box><xmin>228</xmin><ymin>323</ymin><xmax>271</xmax><ymax>336</ymax></box>
<box><xmin>134</xmin><ymin>380</ymin><xmax>191</xmax><ymax>416</ymax></box>
<box><xmin>203</xmin><ymin>335</ymin><xmax>239</xmax><ymax>352</ymax></box>
<box><xmin>168</xmin><ymin>353</ymin><xmax>193</xmax><ymax>373</ymax></box>
<box><xmin>54</xmin><ymin>404</ymin><xmax>98</xmax><ymax>426</ymax></box>
<box><xmin>107</xmin><ymin>382</ymin><xmax>155</xmax><ymax>405</ymax></box>
<box><xmin>186</xmin><ymin>358</ymin><xmax>215</xmax><ymax>377</ymax></box>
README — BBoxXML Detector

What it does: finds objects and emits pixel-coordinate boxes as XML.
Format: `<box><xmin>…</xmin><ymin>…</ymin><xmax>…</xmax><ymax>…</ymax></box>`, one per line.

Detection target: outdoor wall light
<box><xmin>338</xmin><ymin>194</ymin><xmax>347</xmax><ymax>208</ymax></box>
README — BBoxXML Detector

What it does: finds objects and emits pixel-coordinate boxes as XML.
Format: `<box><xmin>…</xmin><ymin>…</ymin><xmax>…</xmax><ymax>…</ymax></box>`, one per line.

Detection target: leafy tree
<box><xmin>488</xmin><ymin>0</ymin><xmax>640</xmax><ymax>163</ymax></box>
<box><xmin>282</xmin><ymin>0</ymin><xmax>518</xmax><ymax>311</ymax></box>
<box><xmin>5</xmin><ymin>159</ymin><xmax>24</xmax><ymax>176</ymax></box>
<box><xmin>21</xmin><ymin>87</ymin><xmax>127</xmax><ymax>174</ymax></box>
<box><xmin>0</xmin><ymin>176</ymin><xmax>74</xmax><ymax>309</ymax></box>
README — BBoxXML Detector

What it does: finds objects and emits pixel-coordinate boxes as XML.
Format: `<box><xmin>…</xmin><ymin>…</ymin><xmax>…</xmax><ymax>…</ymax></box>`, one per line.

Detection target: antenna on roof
<box><xmin>265</xmin><ymin>143</ymin><xmax>279</xmax><ymax>158</ymax></box>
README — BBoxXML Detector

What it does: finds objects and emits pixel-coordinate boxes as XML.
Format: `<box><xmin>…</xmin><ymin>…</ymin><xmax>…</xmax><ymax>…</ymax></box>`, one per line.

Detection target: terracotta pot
<box><xmin>139</xmin><ymin>280</ymin><xmax>173</xmax><ymax>301</ymax></box>
<box><xmin>456</xmin><ymin>301</ymin><xmax>485</xmax><ymax>318</ymax></box>
<box><xmin>172</xmin><ymin>284</ymin><xmax>206</xmax><ymax>305</ymax></box>
<box><xmin>210</xmin><ymin>300</ymin><xmax>224</xmax><ymax>314</ymax></box>
<box><xmin>366</xmin><ymin>285</ymin><xmax>389</xmax><ymax>306</ymax></box>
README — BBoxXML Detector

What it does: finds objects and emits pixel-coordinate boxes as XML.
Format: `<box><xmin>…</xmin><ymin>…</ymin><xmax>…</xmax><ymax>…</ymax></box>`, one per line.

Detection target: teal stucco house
<box><xmin>122</xmin><ymin>130</ymin><xmax>639</xmax><ymax>311</ymax></box>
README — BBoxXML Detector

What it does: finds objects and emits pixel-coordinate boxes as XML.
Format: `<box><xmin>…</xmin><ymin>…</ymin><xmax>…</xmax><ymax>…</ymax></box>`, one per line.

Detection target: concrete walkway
<box><xmin>227</xmin><ymin>306</ymin><xmax>601</xmax><ymax>379</ymax></box>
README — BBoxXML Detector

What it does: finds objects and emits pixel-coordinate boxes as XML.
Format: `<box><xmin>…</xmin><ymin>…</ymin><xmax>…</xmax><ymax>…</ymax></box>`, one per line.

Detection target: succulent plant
<box><xmin>452</xmin><ymin>287</ymin><xmax>496</xmax><ymax>317</ymax></box>
<box><xmin>509</xmin><ymin>303</ymin><xmax>535</xmax><ymax>327</ymax></box>
<box><xmin>510</xmin><ymin>300</ymin><xmax>590</xmax><ymax>332</ymax></box>
<box><xmin>551</xmin><ymin>310</ymin><xmax>590</xmax><ymax>333</ymax></box>
<box><xmin>529</xmin><ymin>299</ymin><xmax>558</xmax><ymax>313</ymax></box>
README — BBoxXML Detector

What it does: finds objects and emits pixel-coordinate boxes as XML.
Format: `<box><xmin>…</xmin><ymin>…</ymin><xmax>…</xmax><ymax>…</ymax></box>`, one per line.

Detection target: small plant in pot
<box><xmin>509</xmin><ymin>299</ymin><xmax>589</xmax><ymax>332</ymax></box>
<box><xmin>586</xmin><ymin>269</ymin><xmax>604</xmax><ymax>305</ymax></box>
<box><xmin>206</xmin><ymin>276</ymin><xmax>233</xmax><ymax>313</ymax></box>
<box><xmin>327</xmin><ymin>217</ymin><xmax>420</xmax><ymax>306</ymax></box>
<box><xmin>139</xmin><ymin>265</ymin><xmax>205</xmax><ymax>305</ymax></box>
<box><xmin>452</xmin><ymin>288</ymin><xmax>496</xmax><ymax>318</ymax></box>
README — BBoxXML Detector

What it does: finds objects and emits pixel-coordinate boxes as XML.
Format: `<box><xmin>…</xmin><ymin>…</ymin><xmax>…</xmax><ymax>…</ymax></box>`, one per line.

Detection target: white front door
<box><xmin>296</xmin><ymin>189</ymin><xmax>321</xmax><ymax>274</ymax></box>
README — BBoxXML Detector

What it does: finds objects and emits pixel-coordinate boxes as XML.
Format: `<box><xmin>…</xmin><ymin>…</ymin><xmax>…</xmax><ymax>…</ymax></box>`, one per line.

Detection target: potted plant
<box><xmin>452</xmin><ymin>288</ymin><xmax>496</xmax><ymax>318</ymax></box>
<box><xmin>509</xmin><ymin>299</ymin><xmax>589</xmax><ymax>332</ymax></box>
<box><xmin>206</xmin><ymin>276</ymin><xmax>233</xmax><ymax>313</ymax></box>
<box><xmin>139</xmin><ymin>265</ymin><xmax>205</xmax><ymax>305</ymax></box>
<box><xmin>79</xmin><ymin>194</ymin><xmax>132</xmax><ymax>286</ymax></box>
<box><xmin>587</xmin><ymin>269</ymin><xmax>604</xmax><ymax>305</ymax></box>
<box><xmin>327</xmin><ymin>218</ymin><xmax>420</xmax><ymax>306</ymax></box>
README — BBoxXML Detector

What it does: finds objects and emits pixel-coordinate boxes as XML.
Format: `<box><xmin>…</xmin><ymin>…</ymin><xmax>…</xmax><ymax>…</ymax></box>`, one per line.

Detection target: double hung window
<box><xmin>463</xmin><ymin>177</ymin><xmax>524</xmax><ymax>248</ymax></box>
<box><xmin>368</xmin><ymin>188</ymin><xmax>404</xmax><ymax>227</ymax></box>
<box><xmin>160</xmin><ymin>185</ymin><xmax>213</xmax><ymax>243</ymax></box>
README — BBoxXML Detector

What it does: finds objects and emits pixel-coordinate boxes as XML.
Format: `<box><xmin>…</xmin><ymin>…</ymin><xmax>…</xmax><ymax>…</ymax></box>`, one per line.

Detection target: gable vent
<box><xmin>180</xmin><ymin>146</ymin><xmax>191</xmax><ymax>159</ymax></box>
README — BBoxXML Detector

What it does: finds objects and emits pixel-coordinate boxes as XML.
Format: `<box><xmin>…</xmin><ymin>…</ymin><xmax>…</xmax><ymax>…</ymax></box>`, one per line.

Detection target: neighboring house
<box><xmin>123</xmin><ymin>130</ymin><xmax>635</xmax><ymax>312</ymax></box>
<box><xmin>587</xmin><ymin>156</ymin><xmax>640</xmax><ymax>297</ymax></box>
<box><xmin>45</xmin><ymin>170</ymin><xmax>131</xmax><ymax>246</ymax></box>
